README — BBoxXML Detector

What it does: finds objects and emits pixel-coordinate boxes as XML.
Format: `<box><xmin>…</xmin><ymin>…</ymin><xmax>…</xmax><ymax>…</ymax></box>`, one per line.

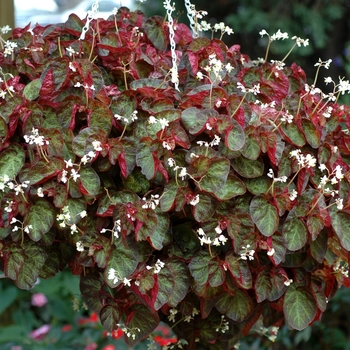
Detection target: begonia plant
<box><xmin>1</xmin><ymin>2</ymin><xmax>350</xmax><ymax>349</ymax></box>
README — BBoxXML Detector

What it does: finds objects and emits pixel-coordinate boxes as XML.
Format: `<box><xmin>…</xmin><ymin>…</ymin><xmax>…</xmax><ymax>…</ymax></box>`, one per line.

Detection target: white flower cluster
<box><xmin>333</xmin><ymin>260</ymin><xmax>349</xmax><ymax>278</ymax></box>
<box><xmin>215</xmin><ymin>315</ymin><xmax>230</xmax><ymax>333</ymax></box>
<box><xmin>195</xmin><ymin>20</ymin><xmax>233</xmax><ymax>37</ymax></box>
<box><xmin>24</xmin><ymin>128</ymin><xmax>49</xmax><ymax>146</ymax></box>
<box><xmin>237</xmin><ymin>82</ymin><xmax>260</xmax><ymax>95</ymax></box>
<box><xmin>0</xmin><ymin>25</ymin><xmax>12</xmax><ymax>34</ymax></box>
<box><xmin>280</xmin><ymin>110</ymin><xmax>294</xmax><ymax>124</ymax></box>
<box><xmin>114</xmin><ymin>110</ymin><xmax>138</xmax><ymax>124</ymax></box>
<box><xmin>267</xmin><ymin>168</ymin><xmax>287</xmax><ymax>183</ymax></box>
<box><xmin>10</xmin><ymin>217</ymin><xmax>32</xmax><ymax>234</ymax></box>
<box><xmin>196</xmin><ymin>53</ymin><xmax>233</xmax><ymax>83</ymax></box>
<box><xmin>239</xmin><ymin>244</ymin><xmax>255</xmax><ymax>260</ymax></box>
<box><xmin>167</xmin><ymin>308</ymin><xmax>178</xmax><ymax>322</ymax></box>
<box><xmin>56</xmin><ymin>206</ymin><xmax>87</xmax><ymax>235</ymax></box>
<box><xmin>146</xmin><ymin>259</ymin><xmax>165</xmax><ymax>274</ymax></box>
<box><xmin>100</xmin><ymin>219</ymin><xmax>121</xmax><ymax>238</ymax></box>
<box><xmin>74</xmin><ymin>82</ymin><xmax>95</xmax><ymax>91</ymax></box>
<box><xmin>148</xmin><ymin>116</ymin><xmax>169</xmax><ymax>130</ymax></box>
<box><xmin>259</xmin><ymin>326</ymin><xmax>279</xmax><ymax>342</ymax></box>
<box><xmin>61</xmin><ymin>140</ymin><xmax>101</xmax><ymax>183</ymax></box>
<box><xmin>259</xmin><ymin>29</ymin><xmax>288</xmax><ymax>41</ymax></box>
<box><xmin>0</xmin><ymin>175</ymin><xmax>30</xmax><ymax>196</ymax></box>
<box><xmin>142</xmin><ymin>194</ymin><xmax>160</xmax><ymax>210</ymax></box>
<box><xmin>107</xmin><ymin>268</ymin><xmax>132</xmax><ymax>287</ymax></box>
<box><xmin>3</xmin><ymin>40</ymin><xmax>17</xmax><ymax>57</ymax></box>
<box><xmin>197</xmin><ymin>227</ymin><xmax>227</xmax><ymax>246</ymax></box>
<box><xmin>168</xmin><ymin>158</ymin><xmax>188</xmax><ymax>180</ymax></box>
<box><xmin>289</xmin><ymin>149</ymin><xmax>317</xmax><ymax>168</ymax></box>
<box><xmin>197</xmin><ymin>135</ymin><xmax>221</xmax><ymax>148</ymax></box>
<box><xmin>318</xmin><ymin>164</ymin><xmax>344</xmax><ymax>209</ymax></box>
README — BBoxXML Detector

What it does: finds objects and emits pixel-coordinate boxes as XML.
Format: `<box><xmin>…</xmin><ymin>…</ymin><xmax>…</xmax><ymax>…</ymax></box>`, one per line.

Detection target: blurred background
<box><xmin>1</xmin><ymin>0</ymin><xmax>350</xmax><ymax>349</ymax></box>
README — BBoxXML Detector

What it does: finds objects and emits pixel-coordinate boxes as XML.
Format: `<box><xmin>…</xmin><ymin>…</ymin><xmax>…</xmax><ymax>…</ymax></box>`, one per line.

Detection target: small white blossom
<box><xmin>289</xmin><ymin>189</ymin><xmax>298</xmax><ymax>201</ymax></box>
<box><xmin>92</xmin><ymin>140</ymin><xmax>102</xmax><ymax>151</ymax></box>
<box><xmin>37</xmin><ymin>187</ymin><xmax>44</xmax><ymax>197</ymax></box>
<box><xmin>284</xmin><ymin>278</ymin><xmax>293</xmax><ymax>286</ymax></box>
<box><xmin>76</xmin><ymin>241</ymin><xmax>84</xmax><ymax>252</ymax></box>
<box><xmin>108</xmin><ymin>268</ymin><xmax>119</xmax><ymax>284</ymax></box>
<box><xmin>123</xmin><ymin>277</ymin><xmax>132</xmax><ymax>287</ymax></box>
<box><xmin>70</xmin><ymin>169</ymin><xmax>80</xmax><ymax>182</ymax></box>
<box><xmin>335</xmin><ymin>198</ymin><xmax>344</xmax><ymax>210</ymax></box>
<box><xmin>189</xmin><ymin>194</ymin><xmax>200</xmax><ymax>206</ymax></box>
<box><xmin>267</xmin><ymin>248</ymin><xmax>275</xmax><ymax>256</ymax></box>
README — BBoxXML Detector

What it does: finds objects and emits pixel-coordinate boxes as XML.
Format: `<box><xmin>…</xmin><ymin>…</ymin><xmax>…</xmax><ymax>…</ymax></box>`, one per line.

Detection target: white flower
<box><xmin>168</xmin><ymin>308</ymin><xmax>178</xmax><ymax>322</ymax></box>
<box><xmin>190</xmin><ymin>194</ymin><xmax>200</xmax><ymax>206</ymax></box>
<box><xmin>92</xmin><ymin>140</ymin><xmax>102</xmax><ymax>151</ymax></box>
<box><xmin>178</xmin><ymin>167</ymin><xmax>188</xmax><ymax>180</ymax></box>
<box><xmin>154</xmin><ymin>259</ymin><xmax>165</xmax><ymax>274</ymax></box>
<box><xmin>1</xmin><ymin>25</ymin><xmax>12</xmax><ymax>34</ymax></box>
<box><xmin>289</xmin><ymin>189</ymin><xmax>298</xmax><ymax>201</ymax></box>
<box><xmin>284</xmin><ymin>278</ymin><xmax>293</xmax><ymax>286</ymax></box>
<box><xmin>108</xmin><ymin>268</ymin><xmax>119</xmax><ymax>284</ymax></box>
<box><xmin>80</xmin><ymin>210</ymin><xmax>87</xmax><ymax>218</ymax></box>
<box><xmin>162</xmin><ymin>141</ymin><xmax>172</xmax><ymax>150</ymax></box>
<box><xmin>336</xmin><ymin>198</ymin><xmax>344</xmax><ymax>210</ymax></box>
<box><xmin>196</xmin><ymin>71</ymin><xmax>204</xmax><ymax>80</ymax></box>
<box><xmin>267</xmin><ymin>248</ymin><xmax>275</xmax><ymax>256</ymax></box>
<box><xmin>76</xmin><ymin>241</ymin><xmax>84</xmax><ymax>252</ymax></box>
<box><xmin>37</xmin><ymin>187</ymin><xmax>44</xmax><ymax>197</ymax></box>
<box><xmin>65</xmin><ymin>159</ymin><xmax>74</xmax><ymax>168</ymax></box>
<box><xmin>70</xmin><ymin>224</ymin><xmax>78</xmax><ymax>234</ymax></box>
<box><xmin>66</xmin><ymin>46</ymin><xmax>77</xmax><ymax>56</ymax></box>
<box><xmin>168</xmin><ymin>158</ymin><xmax>176</xmax><ymax>168</ymax></box>
<box><xmin>319</xmin><ymin>164</ymin><xmax>327</xmax><ymax>171</ymax></box>
<box><xmin>70</xmin><ymin>169</ymin><xmax>80</xmax><ymax>182</ymax></box>
<box><xmin>24</xmin><ymin>225</ymin><xmax>32</xmax><ymax>234</ymax></box>
<box><xmin>123</xmin><ymin>277</ymin><xmax>132</xmax><ymax>287</ymax></box>
<box><xmin>148</xmin><ymin>116</ymin><xmax>157</xmax><ymax>124</ymax></box>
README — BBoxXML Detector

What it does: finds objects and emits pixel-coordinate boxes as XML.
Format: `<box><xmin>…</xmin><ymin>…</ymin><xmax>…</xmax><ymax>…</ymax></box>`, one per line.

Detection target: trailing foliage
<box><xmin>0</xmin><ymin>6</ymin><xmax>350</xmax><ymax>349</ymax></box>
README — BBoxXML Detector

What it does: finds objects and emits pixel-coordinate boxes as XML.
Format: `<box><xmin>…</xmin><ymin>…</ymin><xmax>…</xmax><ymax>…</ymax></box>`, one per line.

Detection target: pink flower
<box><xmin>31</xmin><ymin>293</ymin><xmax>48</xmax><ymax>307</ymax></box>
<box><xmin>29</xmin><ymin>324</ymin><xmax>50</xmax><ymax>340</ymax></box>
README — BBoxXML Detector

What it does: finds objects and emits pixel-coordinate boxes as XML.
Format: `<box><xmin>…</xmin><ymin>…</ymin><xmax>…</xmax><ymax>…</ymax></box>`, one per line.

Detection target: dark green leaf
<box><xmin>80</xmin><ymin>166</ymin><xmax>100</xmax><ymax>196</ymax></box>
<box><xmin>250</xmin><ymin>196</ymin><xmax>278</xmax><ymax>237</ymax></box>
<box><xmin>302</xmin><ymin>119</ymin><xmax>320</xmax><ymax>148</ymax></box>
<box><xmin>214</xmin><ymin>174</ymin><xmax>246</xmax><ymax>201</ymax></box>
<box><xmin>89</xmin><ymin>100</ymin><xmax>113</xmax><ymax>136</ymax></box>
<box><xmin>105</xmin><ymin>240</ymin><xmax>139</xmax><ymax>287</ymax></box>
<box><xmin>144</xmin><ymin>16</ymin><xmax>167</xmax><ymax>51</ymax></box>
<box><xmin>199</xmin><ymin>157</ymin><xmax>230</xmax><ymax>194</ymax></box>
<box><xmin>181</xmin><ymin>107</ymin><xmax>214</xmax><ymax>134</ymax></box>
<box><xmin>188</xmin><ymin>251</ymin><xmax>212</xmax><ymax>285</ymax></box>
<box><xmin>331</xmin><ymin>211</ymin><xmax>350</xmax><ymax>250</ymax></box>
<box><xmin>225</xmin><ymin>121</ymin><xmax>245</xmax><ymax>151</ymax></box>
<box><xmin>193</xmin><ymin>193</ymin><xmax>216</xmax><ymax>222</ymax></box>
<box><xmin>0</xmin><ymin>144</ymin><xmax>25</xmax><ymax>179</ymax></box>
<box><xmin>282</xmin><ymin>217</ymin><xmax>308</xmax><ymax>251</ymax></box>
<box><xmin>231</xmin><ymin>156</ymin><xmax>264</xmax><ymax>178</ymax></box>
<box><xmin>215</xmin><ymin>289</ymin><xmax>253</xmax><ymax>322</ymax></box>
<box><xmin>100</xmin><ymin>305</ymin><xmax>121</xmax><ymax>332</ymax></box>
<box><xmin>283</xmin><ymin>285</ymin><xmax>317</xmax><ymax>331</ymax></box>
<box><xmin>255</xmin><ymin>268</ymin><xmax>272</xmax><ymax>303</ymax></box>
<box><xmin>23</xmin><ymin>200</ymin><xmax>55</xmax><ymax>241</ymax></box>
<box><xmin>154</xmin><ymin>259</ymin><xmax>189</xmax><ymax>310</ymax></box>
<box><xmin>125</xmin><ymin>304</ymin><xmax>159</xmax><ymax>346</ymax></box>
<box><xmin>23</xmin><ymin>79</ymin><xmax>42</xmax><ymax>101</ymax></box>
<box><xmin>19</xmin><ymin>157</ymin><xmax>63</xmax><ymax>185</ymax></box>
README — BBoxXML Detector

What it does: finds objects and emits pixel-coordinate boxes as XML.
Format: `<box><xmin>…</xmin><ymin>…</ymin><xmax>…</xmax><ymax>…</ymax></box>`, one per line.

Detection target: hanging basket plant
<box><xmin>0</xmin><ymin>1</ymin><xmax>350</xmax><ymax>348</ymax></box>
